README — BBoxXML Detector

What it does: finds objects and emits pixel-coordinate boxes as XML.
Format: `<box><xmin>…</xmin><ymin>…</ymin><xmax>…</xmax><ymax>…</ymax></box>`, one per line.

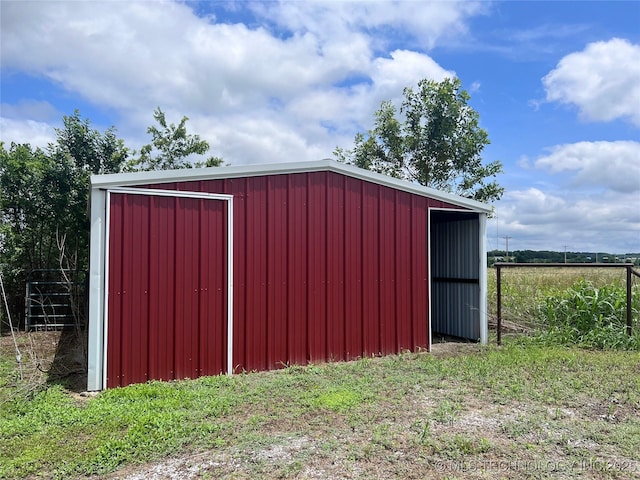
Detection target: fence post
<box><xmin>627</xmin><ymin>266</ymin><xmax>632</xmax><ymax>336</ymax></box>
<box><xmin>497</xmin><ymin>264</ymin><xmax>502</xmax><ymax>346</ymax></box>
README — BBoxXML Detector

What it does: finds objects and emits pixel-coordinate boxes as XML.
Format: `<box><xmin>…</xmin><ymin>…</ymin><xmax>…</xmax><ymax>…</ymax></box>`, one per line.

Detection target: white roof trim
<box><xmin>91</xmin><ymin>159</ymin><xmax>492</xmax><ymax>213</ymax></box>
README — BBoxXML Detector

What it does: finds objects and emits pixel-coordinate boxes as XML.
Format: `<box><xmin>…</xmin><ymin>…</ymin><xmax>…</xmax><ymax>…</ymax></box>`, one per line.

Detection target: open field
<box><xmin>1</xmin><ymin>331</ymin><xmax>640</xmax><ymax>480</ymax></box>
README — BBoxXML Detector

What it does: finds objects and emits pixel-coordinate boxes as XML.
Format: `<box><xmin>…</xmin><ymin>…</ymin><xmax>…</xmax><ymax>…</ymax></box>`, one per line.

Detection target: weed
<box><xmin>412</xmin><ymin>419</ymin><xmax>432</xmax><ymax>445</ymax></box>
<box><xmin>433</xmin><ymin>400</ymin><xmax>461</xmax><ymax>425</ymax></box>
<box><xmin>371</xmin><ymin>423</ymin><xmax>395</xmax><ymax>450</ymax></box>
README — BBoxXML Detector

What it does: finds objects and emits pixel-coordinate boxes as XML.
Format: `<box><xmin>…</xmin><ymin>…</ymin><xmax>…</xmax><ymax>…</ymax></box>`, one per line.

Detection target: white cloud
<box><xmin>534</xmin><ymin>141</ymin><xmax>640</xmax><ymax>193</ymax></box>
<box><xmin>0</xmin><ymin>1</ymin><xmax>472</xmax><ymax>164</ymax></box>
<box><xmin>542</xmin><ymin>38</ymin><xmax>640</xmax><ymax>126</ymax></box>
<box><xmin>1</xmin><ymin>1</ymin><xmax>637</xmax><ymax>254</ymax></box>
<box><xmin>0</xmin><ymin>118</ymin><xmax>55</xmax><ymax>148</ymax></box>
<box><xmin>371</xmin><ymin>50</ymin><xmax>453</xmax><ymax>94</ymax></box>
<box><xmin>250</xmin><ymin>1</ymin><xmax>486</xmax><ymax>50</ymax></box>
<box><xmin>0</xmin><ymin>100</ymin><xmax>59</xmax><ymax>122</ymax></box>
<box><xmin>493</xmin><ymin>187</ymin><xmax>640</xmax><ymax>252</ymax></box>
<box><xmin>491</xmin><ymin>140</ymin><xmax>640</xmax><ymax>252</ymax></box>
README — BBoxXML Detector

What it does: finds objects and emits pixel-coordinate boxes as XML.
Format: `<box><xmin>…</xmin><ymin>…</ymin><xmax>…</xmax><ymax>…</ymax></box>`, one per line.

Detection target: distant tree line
<box><xmin>488</xmin><ymin>250</ymin><xmax>640</xmax><ymax>266</ymax></box>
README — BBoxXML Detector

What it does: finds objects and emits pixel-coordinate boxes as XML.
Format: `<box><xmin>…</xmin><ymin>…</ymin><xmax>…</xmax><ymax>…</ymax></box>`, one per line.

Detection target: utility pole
<box><xmin>564</xmin><ymin>245</ymin><xmax>568</xmax><ymax>264</ymax></box>
<box><xmin>504</xmin><ymin>236</ymin><xmax>512</xmax><ymax>263</ymax></box>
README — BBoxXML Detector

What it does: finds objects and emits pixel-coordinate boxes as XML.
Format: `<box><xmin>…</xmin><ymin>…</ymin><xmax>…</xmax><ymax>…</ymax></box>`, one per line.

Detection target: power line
<box><xmin>504</xmin><ymin>235</ymin><xmax>512</xmax><ymax>262</ymax></box>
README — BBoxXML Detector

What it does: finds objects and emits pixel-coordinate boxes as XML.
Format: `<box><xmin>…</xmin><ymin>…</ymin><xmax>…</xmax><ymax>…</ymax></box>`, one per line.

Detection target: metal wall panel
<box><xmin>343</xmin><ymin>176</ymin><xmax>364</xmax><ymax>361</ymax></box>
<box><xmin>107</xmin><ymin>171</ymin><xmax>474</xmax><ymax>385</ymax></box>
<box><xmin>107</xmin><ymin>193</ymin><xmax>228</xmax><ymax>388</ymax></box>
<box><xmin>326</xmin><ymin>173</ymin><xmax>346</xmax><ymax>360</ymax></box>
<box><xmin>211</xmin><ymin>171</ymin><xmax>450</xmax><ymax>370</ymax></box>
<box><xmin>430</xmin><ymin>215</ymin><xmax>481</xmax><ymax>340</ymax></box>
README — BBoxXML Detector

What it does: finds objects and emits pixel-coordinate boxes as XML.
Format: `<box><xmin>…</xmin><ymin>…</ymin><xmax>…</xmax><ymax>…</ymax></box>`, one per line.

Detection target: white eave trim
<box><xmin>91</xmin><ymin>159</ymin><xmax>492</xmax><ymax>214</ymax></box>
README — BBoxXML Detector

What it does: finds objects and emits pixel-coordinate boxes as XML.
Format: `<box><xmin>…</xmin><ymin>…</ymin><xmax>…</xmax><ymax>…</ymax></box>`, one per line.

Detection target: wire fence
<box><xmin>488</xmin><ymin>263</ymin><xmax>640</xmax><ymax>344</ymax></box>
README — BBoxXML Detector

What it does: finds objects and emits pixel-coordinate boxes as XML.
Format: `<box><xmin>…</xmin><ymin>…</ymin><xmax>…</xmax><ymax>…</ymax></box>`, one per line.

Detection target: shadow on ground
<box><xmin>47</xmin><ymin>329</ymin><xmax>87</xmax><ymax>392</ymax></box>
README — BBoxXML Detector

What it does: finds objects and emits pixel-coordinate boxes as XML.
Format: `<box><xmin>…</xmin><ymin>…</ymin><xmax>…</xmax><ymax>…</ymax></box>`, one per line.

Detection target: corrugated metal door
<box><xmin>106</xmin><ymin>191</ymin><xmax>228</xmax><ymax>388</ymax></box>
<box><xmin>431</xmin><ymin>211</ymin><xmax>480</xmax><ymax>340</ymax></box>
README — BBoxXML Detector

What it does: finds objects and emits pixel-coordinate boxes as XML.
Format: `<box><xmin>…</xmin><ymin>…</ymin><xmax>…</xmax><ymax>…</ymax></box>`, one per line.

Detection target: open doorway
<box><xmin>430</xmin><ymin>209</ymin><xmax>485</xmax><ymax>343</ymax></box>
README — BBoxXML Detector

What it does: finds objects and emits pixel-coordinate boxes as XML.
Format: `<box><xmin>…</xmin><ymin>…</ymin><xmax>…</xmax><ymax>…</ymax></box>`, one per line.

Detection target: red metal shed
<box><xmin>87</xmin><ymin>160</ymin><xmax>490</xmax><ymax>390</ymax></box>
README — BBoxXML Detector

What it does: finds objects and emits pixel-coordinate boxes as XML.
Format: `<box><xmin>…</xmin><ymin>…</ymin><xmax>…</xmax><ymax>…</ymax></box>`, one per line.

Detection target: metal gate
<box><xmin>25</xmin><ymin>269</ymin><xmax>86</xmax><ymax>330</ymax></box>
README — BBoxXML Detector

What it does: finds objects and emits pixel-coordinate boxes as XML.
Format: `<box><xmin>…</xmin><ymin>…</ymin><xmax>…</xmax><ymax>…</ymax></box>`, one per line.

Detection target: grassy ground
<box><xmin>1</xmin><ymin>332</ymin><xmax>639</xmax><ymax>479</ymax></box>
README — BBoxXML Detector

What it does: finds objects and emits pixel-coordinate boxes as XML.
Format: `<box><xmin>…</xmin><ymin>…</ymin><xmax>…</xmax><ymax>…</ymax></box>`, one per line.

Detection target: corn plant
<box><xmin>536</xmin><ymin>280</ymin><xmax>640</xmax><ymax>350</ymax></box>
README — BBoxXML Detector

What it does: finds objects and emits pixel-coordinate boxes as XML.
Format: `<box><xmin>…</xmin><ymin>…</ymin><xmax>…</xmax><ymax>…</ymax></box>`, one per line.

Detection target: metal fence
<box><xmin>25</xmin><ymin>269</ymin><xmax>87</xmax><ymax>331</ymax></box>
<box><xmin>492</xmin><ymin>263</ymin><xmax>640</xmax><ymax>345</ymax></box>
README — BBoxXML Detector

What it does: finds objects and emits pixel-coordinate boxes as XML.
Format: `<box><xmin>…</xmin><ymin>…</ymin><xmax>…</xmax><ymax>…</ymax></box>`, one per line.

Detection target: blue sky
<box><xmin>1</xmin><ymin>1</ymin><xmax>639</xmax><ymax>253</ymax></box>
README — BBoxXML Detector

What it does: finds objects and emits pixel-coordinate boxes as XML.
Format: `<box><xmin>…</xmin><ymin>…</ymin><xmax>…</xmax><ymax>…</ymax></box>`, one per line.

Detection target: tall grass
<box><xmin>488</xmin><ymin>267</ymin><xmax>640</xmax><ymax>350</ymax></box>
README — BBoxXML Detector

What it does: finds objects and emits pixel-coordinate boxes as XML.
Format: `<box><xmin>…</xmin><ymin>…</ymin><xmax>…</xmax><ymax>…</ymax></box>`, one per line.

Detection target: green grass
<box><xmin>1</xmin><ymin>340</ymin><xmax>639</xmax><ymax>479</ymax></box>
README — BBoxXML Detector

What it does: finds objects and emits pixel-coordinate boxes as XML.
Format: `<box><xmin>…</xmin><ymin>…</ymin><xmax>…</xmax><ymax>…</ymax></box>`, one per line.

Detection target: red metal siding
<box><xmin>362</xmin><ymin>181</ymin><xmax>380</xmax><ymax>356</ymax></box>
<box><xmin>411</xmin><ymin>195</ymin><xmax>429</xmax><ymax>347</ymax></box>
<box><xmin>107</xmin><ymin>193</ymin><xmax>227</xmax><ymax>388</ymax></box>
<box><xmin>267</xmin><ymin>175</ymin><xmax>288</xmax><ymax>369</ymax></box>
<box><xmin>308</xmin><ymin>172</ymin><xmax>328</xmax><ymax>362</ymax></box>
<box><xmin>326</xmin><ymin>173</ymin><xmax>346</xmax><ymax>360</ymax></box>
<box><xmin>343</xmin><ymin>176</ymin><xmax>364</xmax><ymax>360</ymax></box>
<box><xmin>287</xmin><ymin>174</ymin><xmax>308</xmax><ymax>366</ymax></box>
<box><xmin>148</xmin><ymin>196</ymin><xmax>175</xmax><ymax>381</ymax></box>
<box><xmin>107</xmin><ymin>170</ymin><xmax>470</xmax><ymax>385</ymax></box>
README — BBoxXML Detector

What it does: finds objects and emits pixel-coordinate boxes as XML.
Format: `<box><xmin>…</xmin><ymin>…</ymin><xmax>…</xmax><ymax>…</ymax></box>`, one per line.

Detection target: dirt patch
<box><xmin>0</xmin><ymin>329</ymin><xmax>87</xmax><ymax>393</ymax></box>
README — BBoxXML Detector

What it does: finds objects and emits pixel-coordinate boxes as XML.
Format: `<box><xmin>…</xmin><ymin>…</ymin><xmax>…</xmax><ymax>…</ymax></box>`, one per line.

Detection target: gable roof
<box><xmin>90</xmin><ymin>159</ymin><xmax>492</xmax><ymax>214</ymax></box>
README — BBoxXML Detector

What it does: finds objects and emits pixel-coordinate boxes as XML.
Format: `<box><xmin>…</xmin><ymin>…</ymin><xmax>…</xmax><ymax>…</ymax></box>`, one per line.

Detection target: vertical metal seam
<box><xmin>379</xmin><ymin>186</ymin><xmax>383</xmax><ymax>354</ymax></box>
<box><xmin>304</xmin><ymin>173</ymin><xmax>311</xmax><ymax>362</ymax></box>
<box><xmin>342</xmin><ymin>175</ymin><xmax>347</xmax><ymax>360</ymax></box>
<box><xmin>409</xmin><ymin>198</ymin><xmax>414</xmax><ymax>349</ymax></box>
<box><xmin>226</xmin><ymin>195</ymin><xmax>234</xmax><ymax>376</ymax></box>
<box><xmin>394</xmin><ymin>189</ymin><xmax>399</xmax><ymax>352</ymax></box>
<box><xmin>102</xmin><ymin>190</ymin><xmax>112</xmax><ymax>389</ymax></box>
<box><xmin>286</xmin><ymin>175</ymin><xmax>291</xmax><ymax>365</ymax></box>
<box><xmin>265</xmin><ymin>177</ymin><xmax>270</xmax><ymax>368</ymax></box>
<box><xmin>244</xmin><ymin>180</ymin><xmax>249</xmax><ymax>370</ymax></box>
<box><xmin>427</xmin><ymin>204</ymin><xmax>432</xmax><ymax>351</ymax></box>
<box><xmin>173</xmin><ymin>196</ymin><xmax>178</xmax><ymax>379</ymax></box>
<box><xmin>324</xmin><ymin>173</ymin><xmax>329</xmax><ymax>359</ymax></box>
<box><xmin>197</xmin><ymin>196</ymin><xmax>202</xmax><ymax>378</ymax></box>
<box><xmin>377</xmin><ymin>185</ymin><xmax>382</xmax><ymax>355</ymax></box>
<box><xmin>146</xmin><ymin>196</ymin><xmax>152</xmax><ymax>381</ymax></box>
<box><xmin>360</xmin><ymin>180</ymin><xmax>365</xmax><ymax>358</ymax></box>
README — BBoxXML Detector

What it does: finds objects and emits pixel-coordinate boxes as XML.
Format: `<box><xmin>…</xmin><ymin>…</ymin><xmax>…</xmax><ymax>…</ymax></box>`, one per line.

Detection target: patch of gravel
<box><xmin>109</xmin><ymin>451</ymin><xmax>249</xmax><ymax>480</ymax></box>
<box><xmin>254</xmin><ymin>436</ymin><xmax>312</xmax><ymax>461</ymax></box>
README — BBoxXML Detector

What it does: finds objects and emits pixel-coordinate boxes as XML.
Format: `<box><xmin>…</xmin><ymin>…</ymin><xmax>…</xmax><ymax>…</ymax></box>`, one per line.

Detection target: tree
<box><xmin>0</xmin><ymin>112</ymin><xmax>128</xmax><ymax>329</ymax></box>
<box><xmin>126</xmin><ymin>107</ymin><xmax>223</xmax><ymax>171</ymax></box>
<box><xmin>335</xmin><ymin>78</ymin><xmax>504</xmax><ymax>203</ymax></box>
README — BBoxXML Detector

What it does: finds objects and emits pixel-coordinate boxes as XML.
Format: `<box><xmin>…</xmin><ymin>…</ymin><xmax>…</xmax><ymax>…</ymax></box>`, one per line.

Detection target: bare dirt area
<box><xmin>104</xmin><ymin>398</ymin><xmax>640</xmax><ymax>480</ymax></box>
<box><xmin>0</xmin><ymin>330</ymin><xmax>87</xmax><ymax>394</ymax></box>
